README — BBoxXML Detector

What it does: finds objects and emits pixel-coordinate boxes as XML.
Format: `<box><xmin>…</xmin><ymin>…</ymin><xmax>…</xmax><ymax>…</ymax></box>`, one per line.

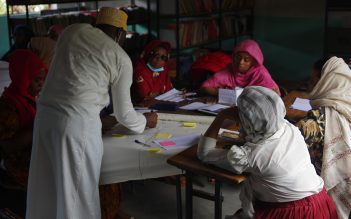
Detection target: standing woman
<box><xmin>132</xmin><ymin>40</ymin><xmax>173</xmax><ymax>103</ymax></box>
<box><xmin>296</xmin><ymin>56</ymin><xmax>351</xmax><ymax>219</ymax></box>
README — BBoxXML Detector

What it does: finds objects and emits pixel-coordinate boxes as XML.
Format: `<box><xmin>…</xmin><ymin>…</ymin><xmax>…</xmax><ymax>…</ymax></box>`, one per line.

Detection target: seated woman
<box><xmin>0</xmin><ymin>49</ymin><xmax>47</xmax><ymax>190</ymax></box>
<box><xmin>296</xmin><ymin>56</ymin><xmax>351</xmax><ymax>219</ymax></box>
<box><xmin>200</xmin><ymin>40</ymin><xmax>280</xmax><ymax>96</ymax></box>
<box><xmin>132</xmin><ymin>40</ymin><xmax>173</xmax><ymax>103</ymax></box>
<box><xmin>1</xmin><ymin>25</ymin><xmax>34</xmax><ymax>62</ymax></box>
<box><xmin>197</xmin><ymin>86</ymin><xmax>337</xmax><ymax>219</ymax></box>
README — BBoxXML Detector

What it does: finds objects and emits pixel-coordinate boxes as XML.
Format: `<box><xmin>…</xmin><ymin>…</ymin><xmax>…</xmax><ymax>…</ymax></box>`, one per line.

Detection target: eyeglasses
<box><xmin>152</xmin><ymin>53</ymin><xmax>169</xmax><ymax>61</ymax></box>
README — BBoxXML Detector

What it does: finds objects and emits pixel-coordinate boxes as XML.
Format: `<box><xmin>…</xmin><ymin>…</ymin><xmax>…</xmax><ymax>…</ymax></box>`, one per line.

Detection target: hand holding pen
<box><xmin>143</xmin><ymin>111</ymin><xmax>158</xmax><ymax>128</ymax></box>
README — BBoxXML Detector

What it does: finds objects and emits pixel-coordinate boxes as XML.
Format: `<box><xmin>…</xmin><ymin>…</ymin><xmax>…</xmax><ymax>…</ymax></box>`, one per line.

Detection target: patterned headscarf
<box><xmin>237</xmin><ymin>86</ymin><xmax>286</xmax><ymax>143</ymax></box>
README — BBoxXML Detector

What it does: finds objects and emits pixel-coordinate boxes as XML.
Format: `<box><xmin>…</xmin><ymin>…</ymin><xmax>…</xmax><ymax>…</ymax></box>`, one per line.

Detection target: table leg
<box><xmin>185</xmin><ymin>171</ymin><xmax>193</xmax><ymax>219</ymax></box>
<box><xmin>176</xmin><ymin>175</ymin><xmax>183</xmax><ymax>219</ymax></box>
<box><xmin>214</xmin><ymin>181</ymin><xmax>222</xmax><ymax>219</ymax></box>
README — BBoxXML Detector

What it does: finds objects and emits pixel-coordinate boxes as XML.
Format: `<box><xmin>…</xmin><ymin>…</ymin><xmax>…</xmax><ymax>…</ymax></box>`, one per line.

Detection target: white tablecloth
<box><xmin>100</xmin><ymin>113</ymin><xmax>215</xmax><ymax>185</ymax></box>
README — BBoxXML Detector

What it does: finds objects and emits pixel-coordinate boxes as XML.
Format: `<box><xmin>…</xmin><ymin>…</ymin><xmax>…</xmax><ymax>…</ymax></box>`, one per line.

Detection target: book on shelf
<box><xmin>160</xmin><ymin>19</ymin><xmax>219</xmax><ymax>48</ymax></box>
<box><xmin>159</xmin><ymin>0</ymin><xmax>216</xmax><ymax>15</ymax></box>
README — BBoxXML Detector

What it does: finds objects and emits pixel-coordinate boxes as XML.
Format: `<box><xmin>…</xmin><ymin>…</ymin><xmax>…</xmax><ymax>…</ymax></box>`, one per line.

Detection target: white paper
<box><xmin>198</xmin><ymin>104</ymin><xmax>230</xmax><ymax>115</ymax></box>
<box><xmin>153</xmin><ymin>133</ymin><xmax>201</xmax><ymax>150</ymax></box>
<box><xmin>155</xmin><ymin>88</ymin><xmax>184</xmax><ymax>102</ymax></box>
<box><xmin>218</xmin><ymin>87</ymin><xmax>243</xmax><ymax>106</ymax></box>
<box><xmin>179</xmin><ymin>102</ymin><xmax>210</xmax><ymax>110</ymax></box>
<box><xmin>218</xmin><ymin>88</ymin><xmax>236</xmax><ymax>105</ymax></box>
<box><xmin>290</xmin><ymin>98</ymin><xmax>312</xmax><ymax>111</ymax></box>
<box><xmin>202</xmin><ymin>104</ymin><xmax>230</xmax><ymax>111</ymax></box>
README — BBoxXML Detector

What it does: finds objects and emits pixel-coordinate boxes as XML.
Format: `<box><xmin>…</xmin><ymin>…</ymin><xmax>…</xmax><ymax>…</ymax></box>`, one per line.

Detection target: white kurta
<box><xmin>26</xmin><ymin>23</ymin><xmax>146</xmax><ymax>219</ymax></box>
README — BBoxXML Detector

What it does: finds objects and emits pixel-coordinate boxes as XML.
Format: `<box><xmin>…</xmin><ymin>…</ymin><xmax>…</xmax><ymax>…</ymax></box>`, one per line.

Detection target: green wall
<box><xmin>254</xmin><ymin>16</ymin><xmax>324</xmax><ymax>82</ymax></box>
<box><xmin>0</xmin><ymin>15</ymin><xmax>9</xmax><ymax>57</ymax></box>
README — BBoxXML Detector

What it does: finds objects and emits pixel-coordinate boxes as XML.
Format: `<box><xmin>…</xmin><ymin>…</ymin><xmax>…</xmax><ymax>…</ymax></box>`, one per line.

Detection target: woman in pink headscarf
<box><xmin>200</xmin><ymin>39</ymin><xmax>280</xmax><ymax>96</ymax></box>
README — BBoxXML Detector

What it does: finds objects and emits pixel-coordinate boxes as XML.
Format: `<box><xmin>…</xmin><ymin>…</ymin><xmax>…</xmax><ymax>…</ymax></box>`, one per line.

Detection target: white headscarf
<box><xmin>237</xmin><ymin>86</ymin><xmax>286</xmax><ymax>143</ymax></box>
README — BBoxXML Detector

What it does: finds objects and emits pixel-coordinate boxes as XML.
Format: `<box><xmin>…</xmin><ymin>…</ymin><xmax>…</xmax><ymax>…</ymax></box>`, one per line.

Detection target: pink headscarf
<box><xmin>232</xmin><ymin>39</ymin><xmax>269</xmax><ymax>87</ymax></box>
<box><xmin>201</xmin><ymin>39</ymin><xmax>279</xmax><ymax>93</ymax></box>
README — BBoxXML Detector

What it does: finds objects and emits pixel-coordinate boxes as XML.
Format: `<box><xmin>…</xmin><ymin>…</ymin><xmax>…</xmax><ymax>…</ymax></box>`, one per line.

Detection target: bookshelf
<box><xmin>324</xmin><ymin>0</ymin><xmax>351</xmax><ymax>60</ymax></box>
<box><xmin>155</xmin><ymin>0</ymin><xmax>254</xmax><ymax>78</ymax></box>
<box><xmin>5</xmin><ymin>0</ymin><xmax>151</xmax><ymax>47</ymax></box>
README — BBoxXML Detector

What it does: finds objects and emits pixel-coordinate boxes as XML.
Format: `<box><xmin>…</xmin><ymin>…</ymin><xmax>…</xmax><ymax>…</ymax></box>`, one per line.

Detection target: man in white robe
<box><xmin>26</xmin><ymin>7</ymin><xmax>157</xmax><ymax>219</ymax></box>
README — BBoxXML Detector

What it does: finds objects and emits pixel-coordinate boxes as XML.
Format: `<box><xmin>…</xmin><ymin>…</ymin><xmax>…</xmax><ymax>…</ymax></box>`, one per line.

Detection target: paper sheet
<box><xmin>218</xmin><ymin>87</ymin><xmax>243</xmax><ymax>106</ymax></box>
<box><xmin>155</xmin><ymin>88</ymin><xmax>185</xmax><ymax>102</ymax></box>
<box><xmin>179</xmin><ymin>102</ymin><xmax>210</xmax><ymax>110</ymax></box>
<box><xmin>290</xmin><ymin>98</ymin><xmax>312</xmax><ymax>111</ymax></box>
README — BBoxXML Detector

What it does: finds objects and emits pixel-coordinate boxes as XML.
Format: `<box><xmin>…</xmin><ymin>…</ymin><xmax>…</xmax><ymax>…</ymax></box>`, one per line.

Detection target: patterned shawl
<box><xmin>308</xmin><ymin>56</ymin><xmax>351</xmax><ymax>218</ymax></box>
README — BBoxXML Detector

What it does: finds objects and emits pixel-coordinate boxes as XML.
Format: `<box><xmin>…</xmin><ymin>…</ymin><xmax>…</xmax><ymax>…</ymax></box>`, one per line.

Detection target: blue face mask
<box><xmin>147</xmin><ymin>62</ymin><xmax>164</xmax><ymax>72</ymax></box>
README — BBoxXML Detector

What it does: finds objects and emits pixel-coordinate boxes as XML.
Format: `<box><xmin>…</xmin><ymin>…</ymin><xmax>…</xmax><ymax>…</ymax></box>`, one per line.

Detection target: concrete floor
<box><xmin>120</xmin><ymin>175</ymin><xmax>243</xmax><ymax>219</ymax></box>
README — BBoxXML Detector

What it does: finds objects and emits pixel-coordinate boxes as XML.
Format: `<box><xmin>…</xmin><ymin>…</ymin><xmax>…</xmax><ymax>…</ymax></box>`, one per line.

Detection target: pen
<box><xmin>134</xmin><ymin>139</ymin><xmax>153</xmax><ymax>147</ymax></box>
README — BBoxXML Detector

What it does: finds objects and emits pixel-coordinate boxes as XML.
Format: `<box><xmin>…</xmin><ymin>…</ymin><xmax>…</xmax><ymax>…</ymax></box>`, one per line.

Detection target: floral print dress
<box><xmin>296</xmin><ymin>107</ymin><xmax>325</xmax><ymax>175</ymax></box>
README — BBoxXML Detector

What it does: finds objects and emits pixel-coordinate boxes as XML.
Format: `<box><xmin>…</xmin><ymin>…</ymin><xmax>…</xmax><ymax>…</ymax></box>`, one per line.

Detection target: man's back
<box><xmin>38</xmin><ymin>23</ymin><xmax>131</xmax><ymax>116</ymax></box>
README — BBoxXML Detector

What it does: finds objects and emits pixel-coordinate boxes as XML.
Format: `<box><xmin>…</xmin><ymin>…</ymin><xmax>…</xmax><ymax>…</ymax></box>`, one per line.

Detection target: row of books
<box><xmin>179</xmin><ymin>0</ymin><xmax>216</xmax><ymax>15</ymax></box>
<box><xmin>159</xmin><ymin>0</ymin><xmax>254</xmax><ymax>15</ymax></box>
<box><xmin>160</xmin><ymin>0</ymin><xmax>216</xmax><ymax>15</ymax></box>
<box><xmin>28</xmin><ymin>12</ymin><xmax>95</xmax><ymax>36</ymax></box>
<box><xmin>221</xmin><ymin>15</ymin><xmax>252</xmax><ymax>38</ymax></box>
<box><xmin>160</xmin><ymin>16</ymin><xmax>251</xmax><ymax>49</ymax></box>
<box><xmin>161</xmin><ymin>19</ymin><xmax>219</xmax><ymax>49</ymax></box>
<box><xmin>221</xmin><ymin>0</ymin><xmax>255</xmax><ymax>10</ymax></box>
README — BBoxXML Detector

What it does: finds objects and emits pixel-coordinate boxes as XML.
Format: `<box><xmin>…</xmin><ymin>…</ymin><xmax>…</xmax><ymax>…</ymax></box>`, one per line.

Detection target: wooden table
<box><xmin>283</xmin><ymin>90</ymin><xmax>309</xmax><ymax>123</ymax></box>
<box><xmin>167</xmin><ymin>145</ymin><xmax>246</xmax><ymax>219</ymax></box>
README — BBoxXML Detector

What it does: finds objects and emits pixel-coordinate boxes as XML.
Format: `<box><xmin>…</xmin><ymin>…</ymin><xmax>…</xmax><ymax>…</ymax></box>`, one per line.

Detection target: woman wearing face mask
<box><xmin>132</xmin><ymin>40</ymin><xmax>173</xmax><ymax>103</ymax></box>
<box><xmin>200</xmin><ymin>39</ymin><xmax>280</xmax><ymax>96</ymax></box>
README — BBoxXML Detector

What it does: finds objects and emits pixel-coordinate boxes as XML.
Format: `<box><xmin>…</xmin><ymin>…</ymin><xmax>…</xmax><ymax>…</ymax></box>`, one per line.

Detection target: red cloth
<box><xmin>132</xmin><ymin>59</ymin><xmax>173</xmax><ymax>102</ymax></box>
<box><xmin>140</xmin><ymin>40</ymin><xmax>171</xmax><ymax>62</ymax></box>
<box><xmin>254</xmin><ymin>188</ymin><xmax>338</xmax><ymax>219</ymax></box>
<box><xmin>189</xmin><ymin>51</ymin><xmax>232</xmax><ymax>87</ymax></box>
<box><xmin>2</xmin><ymin>49</ymin><xmax>47</xmax><ymax>128</ymax></box>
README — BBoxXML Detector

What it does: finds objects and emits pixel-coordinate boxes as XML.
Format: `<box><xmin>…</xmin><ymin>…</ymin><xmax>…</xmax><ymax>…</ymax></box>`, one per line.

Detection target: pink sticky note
<box><xmin>160</xmin><ymin>141</ymin><xmax>176</xmax><ymax>146</ymax></box>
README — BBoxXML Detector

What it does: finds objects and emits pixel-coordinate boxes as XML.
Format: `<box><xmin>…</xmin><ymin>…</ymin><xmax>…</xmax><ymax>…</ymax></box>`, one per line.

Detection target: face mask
<box><xmin>147</xmin><ymin>62</ymin><xmax>164</xmax><ymax>72</ymax></box>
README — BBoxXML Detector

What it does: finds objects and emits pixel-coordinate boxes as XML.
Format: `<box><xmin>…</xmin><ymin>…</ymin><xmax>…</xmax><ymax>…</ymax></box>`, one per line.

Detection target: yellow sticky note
<box><xmin>112</xmin><ymin>133</ymin><xmax>126</xmax><ymax>138</ymax></box>
<box><xmin>182</xmin><ymin>122</ymin><xmax>197</xmax><ymax>128</ymax></box>
<box><xmin>147</xmin><ymin>148</ymin><xmax>161</xmax><ymax>153</ymax></box>
<box><xmin>155</xmin><ymin>133</ymin><xmax>172</xmax><ymax>139</ymax></box>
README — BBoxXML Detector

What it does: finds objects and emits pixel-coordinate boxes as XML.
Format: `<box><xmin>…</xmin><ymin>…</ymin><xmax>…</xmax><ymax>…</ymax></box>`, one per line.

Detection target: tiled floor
<box><xmin>0</xmin><ymin>175</ymin><xmax>242</xmax><ymax>219</ymax></box>
<box><xmin>120</xmin><ymin>175</ymin><xmax>243</xmax><ymax>219</ymax></box>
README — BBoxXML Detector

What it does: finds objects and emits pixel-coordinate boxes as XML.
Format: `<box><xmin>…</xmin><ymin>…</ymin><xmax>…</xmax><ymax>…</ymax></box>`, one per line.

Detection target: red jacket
<box><xmin>132</xmin><ymin>59</ymin><xmax>173</xmax><ymax>103</ymax></box>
